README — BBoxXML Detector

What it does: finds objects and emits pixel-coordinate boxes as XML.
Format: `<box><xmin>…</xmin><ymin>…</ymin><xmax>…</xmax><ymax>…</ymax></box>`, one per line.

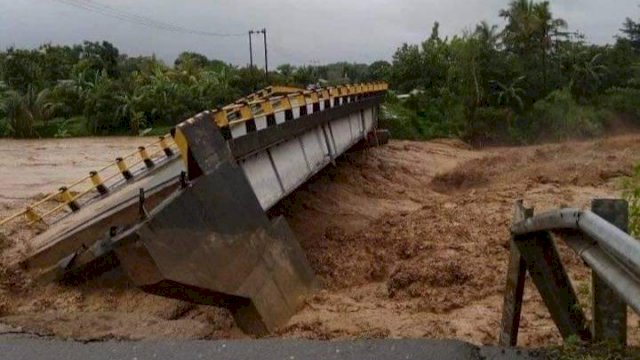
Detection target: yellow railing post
<box><xmin>116</xmin><ymin>157</ymin><xmax>134</xmax><ymax>180</ymax></box>
<box><xmin>138</xmin><ymin>146</ymin><xmax>155</xmax><ymax>169</ymax></box>
<box><xmin>159</xmin><ymin>136</ymin><xmax>174</xmax><ymax>157</ymax></box>
<box><xmin>90</xmin><ymin>171</ymin><xmax>109</xmax><ymax>195</ymax></box>
<box><xmin>59</xmin><ymin>186</ymin><xmax>80</xmax><ymax>212</ymax></box>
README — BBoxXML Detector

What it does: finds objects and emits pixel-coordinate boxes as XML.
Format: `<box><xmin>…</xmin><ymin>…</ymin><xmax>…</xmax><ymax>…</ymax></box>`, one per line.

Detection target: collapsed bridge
<box><xmin>0</xmin><ymin>83</ymin><xmax>389</xmax><ymax>335</ymax></box>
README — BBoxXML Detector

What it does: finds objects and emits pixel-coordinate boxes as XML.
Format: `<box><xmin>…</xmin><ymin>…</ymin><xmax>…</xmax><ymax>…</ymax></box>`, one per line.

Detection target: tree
<box><xmin>39</xmin><ymin>44</ymin><xmax>81</xmax><ymax>84</ymax></box>
<box><xmin>79</xmin><ymin>41</ymin><xmax>120</xmax><ymax>78</ymax></box>
<box><xmin>82</xmin><ymin>70</ymin><xmax>125</xmax><ymax>134</ymax></box>
<box><xmin>0</xmin><ymin>86</ymin><xmax>59</xmax><ymax>137</ymax></box>
<box><xmin>116</xmin><ymin>91</ymin><xmax>144</xmax><ymax>134</ymax></box>
<box><xmin>174</xmin><ymin>51</ymin><xmax>210</xmax><ymax>69</ymax></box>
<box><xmin>0</xmin><ymin>48</ymin><xmax>44</xmax><ymax>92</ymax></box>
<box><xmin>500</xmin><ymin>0</ymin><xmax>567</xmax><ymax>100</ymax></box>
<box><xmin>390</xmin><ymin>44</ymin><xmax>424</xmax><ymax>92</ymax></box>
<box><xmin>292</xmin><ymin>66</ymin><xmax>316</xmax><ymax>87</ymax></box>
<box><xmin>567</xmin><ymin>50</ymin><xmax>608</xmax><ymax>98</ymax></box>
<box><xmin>276</xmin><ymin>64</ymin><xmax>295</xmax><ymax>85</ymax></box>
<box><xmin>621</xmin><ymin>17</ymin><xmax>640</xmax><ymax>51</ymax></box>
<box><xmin>369</xmin><ymin>60</ymin><xmax>392</xmax><ymax>82</ymax></box>
<box><xmin>475</xmin><ymin>21</ymin><xmax>501</xmax><ymax>49</ymax></box>
<box><xmin>494</xmin><ymin>76</ymin><xmax>526</xmax><ymax>111</ymax></box>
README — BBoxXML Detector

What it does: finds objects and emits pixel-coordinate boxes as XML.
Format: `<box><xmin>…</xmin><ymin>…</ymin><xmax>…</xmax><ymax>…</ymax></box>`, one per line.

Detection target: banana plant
<box><xmin>493</xmin><ymin>76</ymin><xmax>526</xmax><ymax>111</ymax></box>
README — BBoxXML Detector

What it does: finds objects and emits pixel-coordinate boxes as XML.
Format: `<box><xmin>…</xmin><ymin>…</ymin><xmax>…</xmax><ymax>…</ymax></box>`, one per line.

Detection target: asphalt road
<box><xmin>0</xmin><ymin>336</ymin><xmax>542</xmax><ymax>360</ymax></box>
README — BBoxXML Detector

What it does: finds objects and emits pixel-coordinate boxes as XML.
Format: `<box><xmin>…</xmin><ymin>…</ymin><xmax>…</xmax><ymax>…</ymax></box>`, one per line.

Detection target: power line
<box><xmin>53</xmin><ymin>0</ymin><xmax>182</xmax><ymax>34</ymax></box>
<box><xmin>51</xmin><ymin>0</ymin><xmax>245</xmax><ymax>38</ymax></box>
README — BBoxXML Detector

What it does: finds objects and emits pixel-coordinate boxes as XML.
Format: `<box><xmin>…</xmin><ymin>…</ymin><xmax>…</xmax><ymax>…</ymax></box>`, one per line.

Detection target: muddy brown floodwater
<box><xmin>0</xmin><ymin>135</ymin><xmax>639</xmax><ymax>346</ymax></box>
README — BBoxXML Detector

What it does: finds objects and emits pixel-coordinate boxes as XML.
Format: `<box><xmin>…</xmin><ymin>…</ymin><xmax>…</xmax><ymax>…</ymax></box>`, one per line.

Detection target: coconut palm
<box><xmin>475</xmin><ymin>21</ymin><xmax>501</xmax><ymax>49</ymax></box>
<box><xmin>500</xmin><ymin>0</ymin><xmax>567</xmax><ymax>92</ymax></box>
<box><xmin>500</xmin><ymin>0</ymin><xmax>540</xmax><ymax>54</ymax></box>
<box><xmin>0</xmin><ymin>86</ymin><xmax>59</xmax><ymax>137</ymax></box>
<box><xmin>500</xmin><ymin>1</ymin><xmax>568</xmax><ymax>52</ymax></box>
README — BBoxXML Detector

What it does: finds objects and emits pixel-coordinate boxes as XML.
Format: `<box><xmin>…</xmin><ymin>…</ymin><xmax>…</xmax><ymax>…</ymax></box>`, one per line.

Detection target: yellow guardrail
<box><xmin>0</xmin><ymin>135</ymin><xmax>179</xmax><ymax>228</ymax></box>
<box><xmin>0</xmin><ymin>82</ymin><xmax>388</xmax><ymax>230</ymax></box>
<box><xmin>215</xmin><ymin>82</ymin><xmax>388</xmax><ymax>128</ymax></box>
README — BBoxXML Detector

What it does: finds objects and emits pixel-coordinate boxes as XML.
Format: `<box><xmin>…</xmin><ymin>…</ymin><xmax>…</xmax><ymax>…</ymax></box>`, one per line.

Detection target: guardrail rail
<box><xmin>499</xmin><ymin>199</ymin><xmax>639</xmax><ymax>347</ymax></box>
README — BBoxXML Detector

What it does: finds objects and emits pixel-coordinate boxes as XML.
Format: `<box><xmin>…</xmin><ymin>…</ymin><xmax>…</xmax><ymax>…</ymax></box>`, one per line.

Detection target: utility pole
<box><xmin>260</xmin><ymin>28</ymin><xmax>269</xmax><ymax>84</ymax></box>
<box><xmin>248</xmin><ymin>28</ymin><xmax>269</xmax><ymax>88</ymax></box>
<box><xmin>249</xmin><ymin>30</ymin><xmax>256</xmax><ymax>91</ymax></box>
<box><xmin>248</xmin><ymin>30</ymin><xmax>255</xmax><ymax>68</ymax></box>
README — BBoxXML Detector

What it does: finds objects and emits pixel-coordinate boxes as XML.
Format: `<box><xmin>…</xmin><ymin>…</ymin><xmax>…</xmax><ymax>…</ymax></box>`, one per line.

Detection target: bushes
<box><xmin>380</xmin><ymin>93</ymin><xmax>465</xmax><ymax>141</ymax></box>
<box><xmin>82</xmin><ymin>73</ymin><xmax>126</xmax><ymax>135</ymax></box>
<box><xmin>386</xmin><ymin>87</ymin><xmax>613</xmax><ymax>145</ymax></box>
<box><xmin>527</xmin><ymin>88</ymin><xmax>607</xmax><ymax>141</ymax></box>
<box><xmin>465</xmin><ymin>107</ymin><xmax>514</xmax><ymax>145</ymax></box>
<box><xmin>623</xmin><ymin>164</ymin><xmax>640</xmax><ymax>237</ymax></box>
<box><xmin>384</xmin><ymin>87</ymin><xmax>607</xmax><ymax>144</ymax></box>
<box><xmin>600</xmin><ymin>87</ymin><xmax>640</xmax><ymax>119</ymax></box>
<box><xmin>33</xmin><ymin>116</ymin><xmax>91</xmax><ymax>138</ymax></box>
<box><xmin>0</xmin><ymin>117</ymin><xmax>7</xmax><ymax>136</ymax></box>
<box><xmin>380</xmin><ymin>102</ymin><xmax>423</xmax><ymax>140</ymax></box>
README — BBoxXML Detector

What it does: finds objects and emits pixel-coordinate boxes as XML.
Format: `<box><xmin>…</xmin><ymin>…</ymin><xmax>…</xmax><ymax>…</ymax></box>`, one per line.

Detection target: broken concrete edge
<box><xmin>108</xmin><ymin>115</ymin><xmax>318</xmax><ymax>336</ymax></box>
<box><xmin>19</xmin><ymin>95</ymin><xmax>386</xmax><ymax>277</ymax></box>
<box><xmin>17</xmin><ymin>93</ymin><xmax>388</xmax><ymax>336</ymax></box>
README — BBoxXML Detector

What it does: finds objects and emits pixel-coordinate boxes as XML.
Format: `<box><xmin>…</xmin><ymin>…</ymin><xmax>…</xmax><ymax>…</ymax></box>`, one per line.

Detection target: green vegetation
<box><xmin>381</xmin><ymin>1</ymin><xmax>640</xmax><ymax>144</ymax></box>
<box><xmin>548</xmin><ymin>336</ymin><xmax>638</xmax><ymax>360</ymax></box>
<box><xmin>3</xmin><ymin>1</ymin><xmax>640</xmax><ymax>144</ymax></box>
<box><xmin>623</xmin><ymin>163</ymin><xmax>640</xmax><ymax>237</ymax></box>
<box><xmin>0</xmin><ymin>43</ymin><xmax>381</xmax><ymax>138</ymax></box>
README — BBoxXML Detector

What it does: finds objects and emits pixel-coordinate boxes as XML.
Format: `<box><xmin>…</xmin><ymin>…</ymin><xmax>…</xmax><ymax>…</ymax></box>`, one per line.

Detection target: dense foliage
<box><xmin>3</xmin><ymin>0</ymin><xmax>640</xmax><ymax>144</ymax></box>
<box><xmin>0</xmin><ymin>43</ymin><xmax>381</xmax><ymax>137</ymax></box>
<box><xmin>380</xmin><ymin>0</ymin><xmax>640</xmax><ymax>145</ymax></box>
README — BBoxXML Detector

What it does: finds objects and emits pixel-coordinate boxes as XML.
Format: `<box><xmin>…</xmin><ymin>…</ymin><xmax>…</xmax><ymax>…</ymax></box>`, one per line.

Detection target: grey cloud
<box><xmin>0</xmin><ymin>0</ymin><xmax>638</xmax><ymax>66</ymax></box>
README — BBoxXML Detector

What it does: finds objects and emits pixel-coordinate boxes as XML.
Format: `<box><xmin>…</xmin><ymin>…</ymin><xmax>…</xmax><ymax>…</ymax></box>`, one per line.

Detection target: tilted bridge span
<box><xmin>0</xmin><ymin>83</ymin><xmax>389</xmax><ymax>335</ymax></box>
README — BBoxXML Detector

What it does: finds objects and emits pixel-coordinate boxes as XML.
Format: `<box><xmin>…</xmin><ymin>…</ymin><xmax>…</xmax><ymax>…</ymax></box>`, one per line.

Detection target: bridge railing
<box><xmin>0</xmin><ymin>82</ymin><xmax>388</xmax><ymax>230</ymax></box>
<box><xmin>499</xmin><ymin>199</ymin><xmax>639</xmax><ymax>347</ymax></box>
<box><xmin>0</xmin><ymin>135</ymin><xmax>179</xmax><ymax>228</ymax></box>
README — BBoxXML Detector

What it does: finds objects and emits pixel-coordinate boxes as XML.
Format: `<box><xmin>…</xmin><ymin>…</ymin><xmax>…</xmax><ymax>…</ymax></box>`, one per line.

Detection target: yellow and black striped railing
<box><xmin>0</xmin><ymin>135</ymin><xmax>179</xmax><ymax>228</ymax></box>
<box><xmin>0</xmin><ymin>82</ymin><xmax>388</xmax><ymax>230</ymax></box>
<box><xmin>217</xmin><ymin>82</ymin><xmax>388</xmax><ymax>128</ymax></box>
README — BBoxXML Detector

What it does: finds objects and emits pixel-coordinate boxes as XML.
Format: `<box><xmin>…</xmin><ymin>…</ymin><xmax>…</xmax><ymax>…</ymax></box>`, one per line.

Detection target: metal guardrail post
<box><xmin>591</xmin><ymin>199</ymin><xmax>628</xmax><ymax>345</ymax></box>
<box><xmin>502</xmin><ymin>201</ymin><xmax>592</xmax><ymax>342</ymax></box>
<box><xmin>499</xmin><ymin>200</ymin><xmax>532</xmax><ymax>346</ymax></box>
<box><xmin>515</xmin><ymin>229</ymin><xmax>591</xmax><ymax>341</ymax></box>
<box><xmin>502</xmin><ymin>198</ymin><xmax>640</xmax><ymax>347</ymax></box>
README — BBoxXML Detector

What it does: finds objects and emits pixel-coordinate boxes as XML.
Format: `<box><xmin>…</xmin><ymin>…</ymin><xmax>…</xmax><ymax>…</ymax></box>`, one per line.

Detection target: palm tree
<box><xmin>22</xmin><ymin>87</ymin><xmax>59</xmax><ymax>125</ymax></box>
<box><xmin>116</xmin><ymin>91</ymin><xmax>144</xmax><ymax>135</ymax></box>
<box><xmin>533</xmin><ymin>2</ymin><xmax>567</xmax><ymax>90</ymax></box>
<box><xmin>500</xmin><ymin>0</ymin><xmax>567</xmax><ymax>92</ymax></box>
<box><xmin>573</xmin><ymin>53</ymin><xmax>607</xmax><ymax>84</ymax></box>
<box><xmin>500</xmin><ymin>0</ymin><xmax>539</xmax><ymax>54</ymax></box>
<box><xmin>475</xmin><ymin>21</ymin><xmax>500</xmax><ymax>49</ymax></box>
<box><xmin>494</xmin><ymin>76</ymin><xmax>526</xmax><ymax>111</ymax></box>
<box><xmin>0</xmin><ymin>91</ymin><xmax>29</xmax><ymax>136</ymax></box>
<box><xmin>0</xmin><ymin>86</ymin><xmax>58</xmax><ymax>137</ymax></box>
<box><xmin>567</xmin><ymin>52</ymin><xmax>608</xmax><ymax>97</ymax></box>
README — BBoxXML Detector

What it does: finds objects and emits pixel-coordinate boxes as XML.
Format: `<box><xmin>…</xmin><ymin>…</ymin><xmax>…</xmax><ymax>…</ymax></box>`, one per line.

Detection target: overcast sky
<box><xmin>0</xmin><ymin>0</ymin><xmax>638</xmax><ymax>66</ymax></box>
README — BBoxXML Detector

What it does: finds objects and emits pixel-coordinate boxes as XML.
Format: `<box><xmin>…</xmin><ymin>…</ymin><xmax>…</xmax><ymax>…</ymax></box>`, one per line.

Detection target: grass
<box><xmin>547</xmin><ymin>338</ymin><xmax>639</xmax><ymax>360</ymax></box>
